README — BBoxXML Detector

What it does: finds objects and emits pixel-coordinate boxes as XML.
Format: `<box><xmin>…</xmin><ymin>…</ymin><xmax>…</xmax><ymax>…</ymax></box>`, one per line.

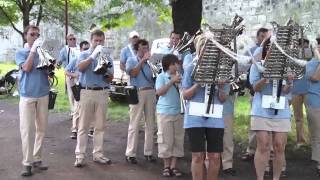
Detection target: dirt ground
<box><xmin>0</xmin><ymin>100</ymin><xmax>318</xmax><ymax>180</ymax></box>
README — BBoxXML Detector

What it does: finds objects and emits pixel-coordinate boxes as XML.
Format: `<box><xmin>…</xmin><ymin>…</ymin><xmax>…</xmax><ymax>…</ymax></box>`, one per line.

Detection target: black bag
<box><xmin>71</xmin><ymin>84</ymin><xmax>81</xmax><ymax>101</ymax></box>
<box><xmin>124</xmin><ymin>86</ymin><xmax>139</xmax><ymax>104</ymax></box>
<box><xmin>48</xmin><ymin>90</ymin><xmax>57</xmax><ymax>110</ymax></box>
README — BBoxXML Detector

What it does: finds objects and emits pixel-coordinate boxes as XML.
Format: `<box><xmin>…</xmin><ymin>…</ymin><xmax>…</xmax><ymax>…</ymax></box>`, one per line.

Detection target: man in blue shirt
<box><xmin>241</xmin><ymin>28</ymin><xmax>269</xmax><ymax>161</ymax></box>
<box><xmin>291</xmin><ymin>39</ymin><xmax>312</xmax><ymax>147</ymax></box>
<box><xmin>58</xmin><ymin>34</ymin><xmax>80</xmax><ymax>118</ymax></box>
<box><xmin>305</xmin><ymin>40</ymin><xmax>320</xmax><ymax>176</ymax></box>
<box><xmin>15</xmin><ymin>25</ymin><xmax>50</xmax><ymax>176</ymax></box>
<box><xmin>74</xmin><ymin>29</ymin><xmax>114</xmax><ymax>167</ymax></box>
<box><xmin>125</xmin><ymin>39</ymin><xmax>157</xmax><ymax>164</ymax></box>
<box><xmin>120</xmin><ymin>31</ymin><xmax>139</xmax><ymax>71</ymax></box>
<box><xmin>65</xmin><ymin>40</ymin><xmax>90</xmax><ymax>139</ymax></box>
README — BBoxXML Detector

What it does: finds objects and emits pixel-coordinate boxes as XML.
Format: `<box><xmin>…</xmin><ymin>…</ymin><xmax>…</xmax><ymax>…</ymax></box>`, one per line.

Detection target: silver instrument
<box><xmin>191</xmin><ymin>15</ymin><xmax>244</xmax><ymax>114</ymax></box>
<box><xmin>93</xmin><ymin>47</ymin><xmax>113</xmax><ymax>78</ymax></box>
<box><xmin>36</xmin><ymin>39</ymin><xmax>60</xmax><ymax>79</ymax></box>
<box><xmin>263</xmin><ymin>20</ymin><xmax>305</xmax><ymax>80</ymax></box>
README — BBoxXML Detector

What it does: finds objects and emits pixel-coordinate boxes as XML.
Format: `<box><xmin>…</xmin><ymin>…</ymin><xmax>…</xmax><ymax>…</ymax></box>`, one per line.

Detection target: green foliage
<box><xmin>97</xmin><ymin>0</ymin><xmax>171</xmax><ymax>30</ymax></box>
<box><xmin>0</xmin><ymin>0</ymin><xmax>94</xmax><ymax>34</ymax></box>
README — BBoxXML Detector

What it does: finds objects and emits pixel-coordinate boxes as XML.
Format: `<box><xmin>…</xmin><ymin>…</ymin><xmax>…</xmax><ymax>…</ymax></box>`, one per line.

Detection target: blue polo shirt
<box><xmin>249</xmin><ymin>62</ymin><xmax>291</xmax><ymax>119</ymax></box>
<box><xmin>78</xmin><ymin>49</ymin><xmax>114</xmax><ymax>88</ymax></box>
<box><xmin>126</xmin><ymin>56</ymin><xmax>154</xmax><ymax>88</ymax></box>
<box><xmin>156</xmin><ymin>72</ymin><xmax>181</xmax><ymax>115</ymax></box>
<box><xmin>182</xmin><ymin>64</ymin><xmax>229</xmax><ymax>129</ymax></box>
<box><xmin>305</xmin><ymin>59</ymin><xmax>320</xmax><ymax>108</ymax></box>
<box><xmin>59</xmin><ymin>46</ymin><xmax>79</xmax><ymax>68</ymax></box>
<box><xmin>292</xmin><ymin>75</ymin><xmax>308</xmax><ymax>95</ymax></box>
<box><xmin>15</xmin><ymin>48</ymin><xmax>50</xmax><ymax>98</ymax></box>
<box><xmin>182</xmin><ymin>51</ymin><xmax>193</xmax><ymax>71</ymax></box>
<box><xmin>65</xmin><ymin>58</ymin><xmax>78</xmax><ymax>73</ymax></box>
<box><xmin>120</xmin><ymin>45</ymin><xmax>135</xmax><ymax>65</ymax></box>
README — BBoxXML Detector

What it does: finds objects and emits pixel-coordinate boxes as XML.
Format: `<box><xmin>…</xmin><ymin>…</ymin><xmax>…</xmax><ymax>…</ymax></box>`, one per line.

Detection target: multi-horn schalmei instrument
<box><xmin>93</xmin><ymin>47</ymin><xmax>113</xmax><ymax>79</ymax></box>
<box><xmin>191</xmin><ymin>15</ymin><xmax>244</xmax><ymax>116</ymax></box>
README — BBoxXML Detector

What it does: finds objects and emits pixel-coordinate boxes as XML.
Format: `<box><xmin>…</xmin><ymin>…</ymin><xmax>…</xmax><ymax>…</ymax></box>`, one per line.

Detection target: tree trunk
<box><xmin>171</xmin><ymin>0</ymin><xmax>202</xmax><ymax>35</ymax></box>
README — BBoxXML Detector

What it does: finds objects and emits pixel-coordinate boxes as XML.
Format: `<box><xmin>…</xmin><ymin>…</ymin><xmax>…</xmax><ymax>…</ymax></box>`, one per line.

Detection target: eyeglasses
<box><xmin>29</xmin><ymin>33</ymin><xmax>40</xmax><ymax>37</ymax></box>
<box><xmin>68</xmin><ymin>38</ymin><xmax>76</xmax><ymax>41</ymax></box>
<box><xmin>132</xmin><ymin>36</ymin><xmax>138</xmax><ymax>39</ymax></box>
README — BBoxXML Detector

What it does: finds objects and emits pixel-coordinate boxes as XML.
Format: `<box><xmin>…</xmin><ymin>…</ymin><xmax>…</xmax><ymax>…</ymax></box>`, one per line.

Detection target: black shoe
<box><xmin>281</xmin><ymin>170</ymin><xmax>288</xmax><ymax>178</ymax></box>
<box><xmin>223</xmin><ymin>168</ymin><xmax>236</xmax><ymax>176</ymax></box>
<box><xmin>88</xmin><ymin>130</ymin><xmax>94</xmax><ymax>138</ymax></box>
<box><xmin>70</xmin><ymin>132</ymin><xmax>77</xmax><ymax>139</ymax></box>
<box><xmin>264</xmin><ymin>171</ymin><xmax>272</xmax><ymax>178</ymax></box>
<box><xmin>33</xmin><ymin>161</ymin><xmax>48</xmax><ymax>171</ymax></box>
<box><xmin>316</xmin><ymin>169</ymin><xmax>320</xmax><ymax>177</ymax></box>
<box><xmin>240</xmin><ymin>152</ymin><xmax>254</xmax><ymax>161</ymax></box>
<box><xmin>21</xmin><ymin>165</ymin><xmax>32</xmax><ymax>176</ymax></box>
<box><xmin>126</xmin><ymin>156</ymin><xmax>138</xmax><ymax>164</ymax></box>
<box><xmin>144</xmin><ymin>155</ymin><xmax>156</xmax><ymax>163</ymax></box>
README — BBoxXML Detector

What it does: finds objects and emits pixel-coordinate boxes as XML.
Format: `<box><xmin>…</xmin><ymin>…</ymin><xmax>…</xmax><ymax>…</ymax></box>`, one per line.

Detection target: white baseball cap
<box><xmin>129</xmin><ymin>31</ymin><xmax>139</xmax><ymax>38</ymax></box>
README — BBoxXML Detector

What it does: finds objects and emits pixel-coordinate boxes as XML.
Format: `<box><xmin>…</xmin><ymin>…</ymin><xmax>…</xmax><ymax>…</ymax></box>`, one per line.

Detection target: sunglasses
<box><xmin>132</xmin><ymin>36</ymin><xmax>138</xmax><ymax>39</ymax></box>
<box><xmin>29</xmin><ymin>33</ymin><xmax>40</xmax><ymax>37</ymax></box>
<box><xmin>83</xmin><ymin>47</ymin><xmax>89</xmax><ymax>51</ymax></box>
<box><xmin>68</xmin><ymin>38</ymin><xmax>76</xmax><ymax>41</ymax></box>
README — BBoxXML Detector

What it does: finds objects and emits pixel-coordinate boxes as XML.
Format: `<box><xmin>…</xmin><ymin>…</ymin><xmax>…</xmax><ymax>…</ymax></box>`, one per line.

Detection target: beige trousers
<box><xmin>66</xmin><ymin>76</ymin><xmax>76</xmax><ymax>115</ymax></box>
<box><xmin>19</xmin><ymin>95</ymin><xmax>49</xmax><ymax>166</ymax></box>
<box><xmin>71</xmin><ymin>101</ymin><xmax>80</xmax><ymax>132</ymax></box>
<box><xmin>222</xmin><ymin>115</ymin><xmax>234</xmax><ymax>170</ymax></box>
<box><xmin>157</xmin><ymin>114</ymin><xmax>184</xmax><ymax>158</ymax></box>
<box><xmin>292</xmin><ymin>94</ymin><xmax>307</xmax><ymax>144</ymax></box>
<box><xmin>125</xmin><ymin>89</ymin><xmax>156</xmax><ymax>157</ymax></box>
<box><xmin>307</xmin><ymin>108</ymin><xmax>320</xmax><ymax>163</ymax></box>
<box><xmin>75</xmin><ymin>89</ymin><xmax>109</xmax><ymax>159</ymax></box>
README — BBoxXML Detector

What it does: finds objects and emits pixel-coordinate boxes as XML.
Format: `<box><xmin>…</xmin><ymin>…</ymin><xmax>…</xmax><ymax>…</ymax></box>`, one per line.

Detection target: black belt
<box><xmin>81</xmin><ymin>86</ymin><xmax>109</xmax><ymax>90</ymax></box>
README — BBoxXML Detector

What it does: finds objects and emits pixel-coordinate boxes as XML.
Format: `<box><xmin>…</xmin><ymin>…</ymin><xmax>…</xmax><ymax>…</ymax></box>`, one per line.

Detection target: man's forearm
<box><xmin>129</xmin><ymin>61</ymin><xmax>144</xmax><ymax>77</ymax></box>
<box><xmin>311</xmin><ymin>65</ymin><xmax>320</xmax><ymax>81</ymax></box>
<box><xmin>22</xmin><ymin>52</ymin><xmax>36</xmax><ymax>72</ymax></box>
<box><xmin>78</xmin><ymin>58</ymin><xmax>92</xmax><ymax>72</ymax></box>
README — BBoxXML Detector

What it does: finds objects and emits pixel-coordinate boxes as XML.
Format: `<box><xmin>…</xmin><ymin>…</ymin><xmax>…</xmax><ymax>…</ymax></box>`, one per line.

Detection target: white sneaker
<box><xmin>93</xmin><ymin>156</ymin><xmax>112</xmax><ymax>165</ymax></box>
<box><xmin>74</xmin><ymin>158</ymin><xmax>85</xmax><ymax>167</ymax></box>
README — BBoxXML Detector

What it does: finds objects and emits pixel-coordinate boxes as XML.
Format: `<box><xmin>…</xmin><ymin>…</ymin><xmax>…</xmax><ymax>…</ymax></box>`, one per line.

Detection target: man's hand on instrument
<box><xmin>90</xmin><ymin>45</ymin><xmax>103</xmax><ymax>60</ymax></box>
<box><xmin>141</xmin><ymin>52</ymin><xmax>151</xmax><ymax>63</ymax></box>
<box><xmin>31</xmin><ymin>38</ymin><xmax>43</xmax><ymax>53</ymax></box>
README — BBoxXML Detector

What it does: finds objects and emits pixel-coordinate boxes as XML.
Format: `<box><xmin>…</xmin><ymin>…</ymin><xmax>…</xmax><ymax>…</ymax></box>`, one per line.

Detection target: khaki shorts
<box><xmin>251</xmin><ymin>116</ymin><xmax>291</xmax><ymax>132</ymax></box>
<box><xmin>157</xmin><ymin>114</ymin><xmax>185</xmax><ymax>158</ymax></box>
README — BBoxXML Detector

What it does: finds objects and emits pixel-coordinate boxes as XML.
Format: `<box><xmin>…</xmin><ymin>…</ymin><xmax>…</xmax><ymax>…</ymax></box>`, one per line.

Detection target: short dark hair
<box><xmin>91</xmin><ymin>29</ymin><xmax>105</xmax><ymax>39</ymax></box>
<box><xmin>170</xmin><ymin>31</ymin><xmax>182</xmax><ymax>38</ymax></box>
<box><xmin>24</xmin><ymin>25</ymin><xmax>40</xmax><ymax>35</ymax></box>
<box><xmin>80</xmin><ymin>40</ymin><xmax>89</xmax><ymax>49</ymax></box>
<box><xmin>162</xmin><ymin>54</ymin><xmax>179</xmax><ymax>72</ymax></box>
<box><xmin>133</xmin><ymin>39</ymin><xmax>149</xmax><ymax>51</ymax></box>
<box><xmin>256</xmin><ymin>28</ymin><xmax>268</xmax><ymax>37</ymax></box>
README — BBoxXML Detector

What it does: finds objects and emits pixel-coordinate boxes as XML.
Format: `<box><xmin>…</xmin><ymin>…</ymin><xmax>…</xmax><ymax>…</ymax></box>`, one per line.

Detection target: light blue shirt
<box><xmin>58</xmin><ymin>46</ymin><xmax>79</xmax><ymax>68</ymax></box>
<box><xmin>182</xmin><ymin>64</ymin><xmax>229</xmax><ymax>128</ymax></box>
<box><xmin>182</xmin><ymin>51</ymin><xmax>193</xmax><ymax>71</ymax></box>
<box><xmin>305</xmin><ymin>59</ymin><xmax>320</xmax><ymax>108</ymax></box>
<box><xmin>126</xmin><ymin>56</ymin><xmax>154</xmax><ymax>88</ymax></box>
<box><xmin>15</xmin><ymin>48</ymin><xmax>50</xmax><ymax>98</ymax></box>
<box><xmin>223</xmin><ymin>94</ymin><xmax>235</xmax><ymax>116</ymax></box>
<box><xmin>249</xmin><ymin>62</ymin><xmax>291</xmax><ymax>119</ymax></box>
<box><xmin>78</xmin><ymin>49</ymin><xmax>114</xmax><ymax>88</ymax></box>
<box><xmin>156</xmin><ymin>72</ymin><xmax>181</xmax><ymax>115</ymax></box>
<box><xmin>292</xmin><ymin>75</ymin><xmax>308</xmax><ymax>95</ymax></box>
<box><xmin>120</xmin><ymin>45</ymin><xmax>135</xmax><ymax>65</ymax></box>
<box><xmin>65</xmin><ymin>58</ymin><xmax>78</xmax><ymax>73</ymax></box>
